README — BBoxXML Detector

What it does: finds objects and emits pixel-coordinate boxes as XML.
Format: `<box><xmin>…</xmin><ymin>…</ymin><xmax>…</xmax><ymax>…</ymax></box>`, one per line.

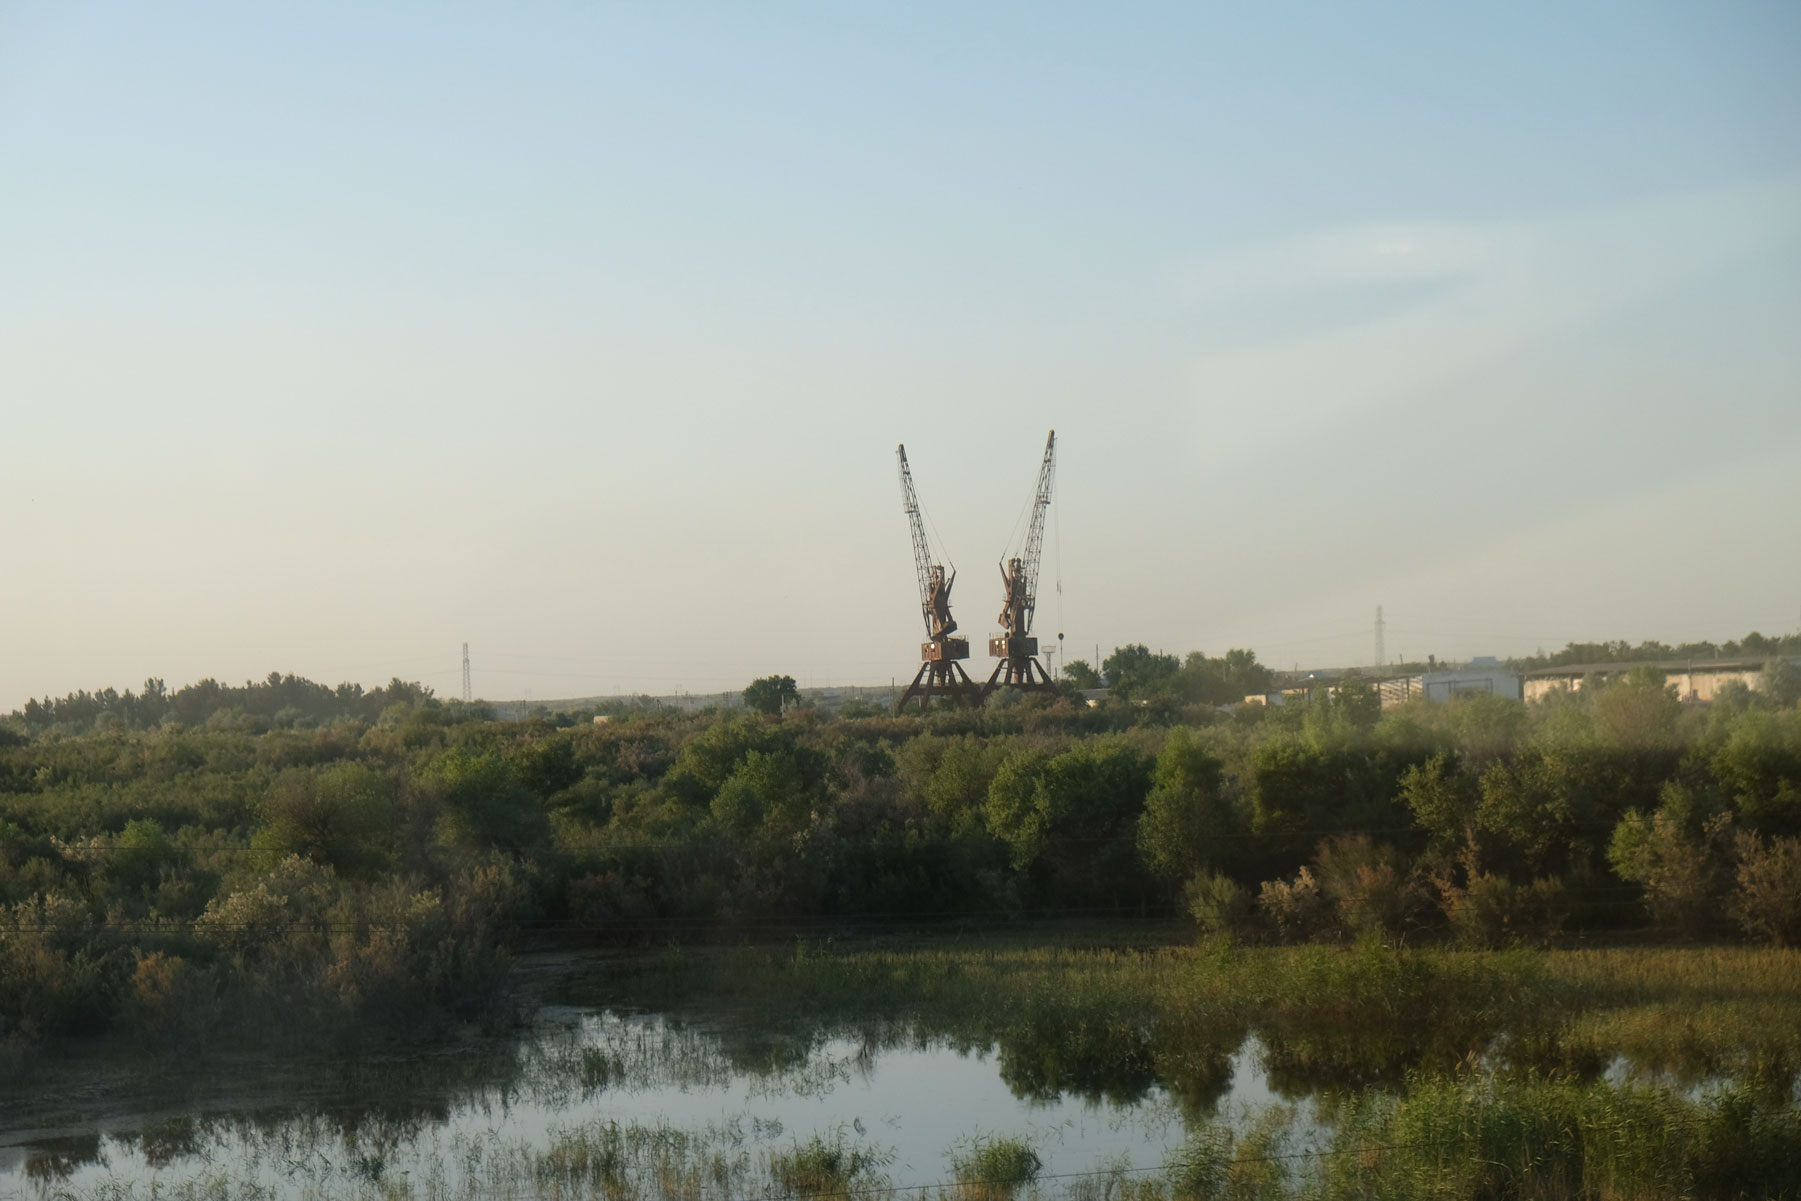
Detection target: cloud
<box><xmin>1172</xmin><ymin>177</ymin><xmax>1801</xmax><ymax>456</ymax></box>
<box><xmin>1176</xmin><ymin>221</ymin><xmax>1512</xmax><ymax>303</ymax></box>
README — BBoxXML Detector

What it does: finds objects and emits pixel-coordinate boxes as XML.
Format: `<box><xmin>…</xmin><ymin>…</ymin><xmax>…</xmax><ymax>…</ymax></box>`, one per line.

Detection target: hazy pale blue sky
<box><xmin>4</xmin><ymin>2</ymin><xmax>1799</xmax><ymax>706</ymax></box>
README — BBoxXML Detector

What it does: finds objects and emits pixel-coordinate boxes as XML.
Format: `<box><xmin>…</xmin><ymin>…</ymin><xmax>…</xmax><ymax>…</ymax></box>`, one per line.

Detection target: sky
<box><xmin>3</xmin><ymin>1</ymin><xmax>1799</xmax><ymax>708</ymax></box>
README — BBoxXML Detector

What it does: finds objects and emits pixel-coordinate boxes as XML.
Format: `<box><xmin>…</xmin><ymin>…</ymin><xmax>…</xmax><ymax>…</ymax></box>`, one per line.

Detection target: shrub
<box><xmin>124</xmin><ymin>952</ymin><xmax>210</xmax><ymax>1038</ymax></box>
<box><xmin>1732</xmin><ymin>833</ymin><xmax>1801</xmax><ymax>946</ymax></box>
<box><xmin>1439</xmin><ymin>873</ymin><xmax>1567</xmax><ymax>948</ymax></box>
<box><xmin>1184</xmin><ymin>872</ymin><xmax>1253</xmax><ymax>941</ymax></box>
<box><xmin>1608</xmin><ymin>789</ymin><xmax>1734</xmax><ymax>936</ymax></box>
<box><xmin>1313</xmin><ymin>835</ymin><xmax>1417</xmax><ymax>940</ymax></box>
<box><xmin>1257</xmin><ymin>868</ymin><xmax>1329</xmax><ymax>943</ymax></box>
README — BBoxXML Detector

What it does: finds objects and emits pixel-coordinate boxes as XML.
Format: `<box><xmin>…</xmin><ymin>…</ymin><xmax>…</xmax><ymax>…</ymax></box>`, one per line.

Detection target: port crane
<box><xmin>985</xmin><ymin>430</ymin><xmax>1060</xmax><ymax>697</ymax></box>
<box><xmin>895</xmin><ymin>444</ymin><xmax>983</xmax><ymax>712</ymax></box>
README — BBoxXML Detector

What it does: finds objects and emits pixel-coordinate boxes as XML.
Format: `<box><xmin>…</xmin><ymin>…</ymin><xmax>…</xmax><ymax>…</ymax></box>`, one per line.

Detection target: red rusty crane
<box><xmin>985</xmin><ymin>430</ymin><xmax>1059</xmax><ymax>697</ymax></box>
<box><xmin>895</xmin><ymin>444</ymin><xmax>983</xmax><ymax>712</ymax></box>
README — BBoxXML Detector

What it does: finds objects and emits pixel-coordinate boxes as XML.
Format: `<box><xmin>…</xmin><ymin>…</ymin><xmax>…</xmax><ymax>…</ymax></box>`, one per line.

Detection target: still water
<box><xmin>0</xmin><ymin>946</ymin><xmax>1770</xmax><ymax>1199</ymax></box>
<box><xmin>1</xmin><ymin>974</ymin><xmax>1283</xmax><ymax>1198</ymax></box>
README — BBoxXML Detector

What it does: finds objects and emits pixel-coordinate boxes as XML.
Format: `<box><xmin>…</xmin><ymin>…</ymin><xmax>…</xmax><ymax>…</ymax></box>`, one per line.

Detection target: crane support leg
<box><xmin>981</xmin><ymin>654</ymin><xmax>1058</xmax><ymax>698</ymax></box>
<box><xmin>897</xmin><ymin>658</ymin><xmax>983</xmax><ymax>713</ymax></box>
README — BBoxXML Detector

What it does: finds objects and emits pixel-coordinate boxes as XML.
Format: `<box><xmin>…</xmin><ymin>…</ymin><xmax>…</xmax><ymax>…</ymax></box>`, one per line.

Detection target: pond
<box><xmin>1</xmin><ymin>944</ymin><xmax>1794</xmax><ymax>1199</ymax></box>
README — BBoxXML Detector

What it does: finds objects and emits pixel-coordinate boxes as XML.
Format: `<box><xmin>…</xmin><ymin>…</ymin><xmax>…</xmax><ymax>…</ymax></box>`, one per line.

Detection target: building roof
<box><xmin>1522</xmin><ymin>657</ymin><xmax>1785</xmax><ymax>680</ymax></box>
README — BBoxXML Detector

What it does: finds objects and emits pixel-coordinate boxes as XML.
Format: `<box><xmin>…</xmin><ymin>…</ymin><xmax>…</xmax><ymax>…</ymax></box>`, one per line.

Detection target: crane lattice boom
<box><xmin>897</xmin><ymin>445</ymin><xmax>936</xmax><ymax>638</ymax></box>
<box><xmin>1015</xmin><ymin>430</ymin><xmax>1056</xmax><ymax>637</ymax></box>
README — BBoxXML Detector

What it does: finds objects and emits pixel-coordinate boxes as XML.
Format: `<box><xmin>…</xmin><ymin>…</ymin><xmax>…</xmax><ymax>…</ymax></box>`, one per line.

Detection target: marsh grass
<box><xmin>32</xmin><ymin>1077</ymin><xmax>1801</xmax><ymax>1201</ymax></box>
<box><xmin>950</xmin><ymin>1135</ymin><xmax>1042</xmax><ymax>1199</ymax></box>
<box><xmin>1320</xmin><ymin>1073</ymin><xmax>1801</xmax><ymax>1201</ymax></box>
<box><xmin>24</xmin><ymin>940</ymin><xmax>1801</xmax><ymax>1200</ymax></box>
<box><xmin>768</xmin><ymin>1132</ymin><xmax>894</xmax><ymax>1198</ymax></box>
<box><xmin>600</xmin><ymin>939</ymin><xmax>1800</xmax><ymax>1098</ymax></box>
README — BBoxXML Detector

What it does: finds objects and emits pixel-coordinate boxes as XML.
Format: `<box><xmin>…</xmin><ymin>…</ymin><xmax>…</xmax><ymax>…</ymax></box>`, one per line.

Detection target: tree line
<box><xmin>2</xmin><ymin>646</ymin><xmax>1799</xmax><ymax>1053</ymax></box>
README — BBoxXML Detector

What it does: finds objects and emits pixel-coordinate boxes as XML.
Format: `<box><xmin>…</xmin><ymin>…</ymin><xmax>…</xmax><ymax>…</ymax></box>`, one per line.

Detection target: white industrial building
<box><xmin>1376</xmin><ymin>657</ymin><xmax>1521</xmax><ymax>707</ymax></box>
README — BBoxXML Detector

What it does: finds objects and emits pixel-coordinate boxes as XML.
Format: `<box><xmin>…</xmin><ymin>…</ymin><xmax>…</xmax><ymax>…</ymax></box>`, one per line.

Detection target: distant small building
<box><xmin>1522</xmin><ymin>657</ymin><xmax>1793</xmax><ymax>703</ymax></box>
<box><xmin>1378</xmin><ymin>660</ymin><xmax>1521</xmax><ymax>707</ymax></box>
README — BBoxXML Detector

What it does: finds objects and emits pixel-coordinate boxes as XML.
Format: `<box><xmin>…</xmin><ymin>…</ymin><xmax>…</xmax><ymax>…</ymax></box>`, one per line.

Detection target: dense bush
<box><xmin>3</xmin><ymin>654</ymin><xmax>1800</xmax><ymax>1046</ymax></box>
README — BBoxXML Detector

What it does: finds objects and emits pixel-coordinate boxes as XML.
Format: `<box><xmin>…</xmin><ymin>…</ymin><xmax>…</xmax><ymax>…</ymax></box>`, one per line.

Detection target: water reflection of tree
<box><xmin>134</xmin><ymin>1117</ymin><xmax>203</xmax><ymax>1168</ymax></box>
<box><xmin>993</xmin><ymin>1016</ymin><xmax>1160</xmax><ymax>1106</ymax></box>
<box><xmin>23</xmin><ymin>1132</ymin><xmax>103</xmax><ymax>1182</ymax></box>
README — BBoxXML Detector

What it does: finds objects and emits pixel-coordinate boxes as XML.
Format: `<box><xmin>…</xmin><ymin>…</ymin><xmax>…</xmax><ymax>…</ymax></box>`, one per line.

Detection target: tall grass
<box><xmin>42</xmin><ymin>1080</ymin><xmax>1801</xmax><ymax>1200</ymax></box>
<box><xmin>951</xmin><ymin>1136</ymin><xmax>1042</xmax><ymax>1199</ymax></box>
<box><xmin>596</xmin><ymin>939</ymin><xmax>1801</xmax><ymax>1096</ymax></box>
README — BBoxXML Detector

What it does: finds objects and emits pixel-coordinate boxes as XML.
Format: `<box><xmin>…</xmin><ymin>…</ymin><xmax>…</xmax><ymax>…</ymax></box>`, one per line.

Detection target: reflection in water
<box><xmin>23</xmin><ymin>1133</ymin><xmax>103</xmax><ymax>1183</ymax></box>
<box><xmin>4</xmin><ymin>950</ymin><xmax>1795</xmax><ymax>1199</ymax></box>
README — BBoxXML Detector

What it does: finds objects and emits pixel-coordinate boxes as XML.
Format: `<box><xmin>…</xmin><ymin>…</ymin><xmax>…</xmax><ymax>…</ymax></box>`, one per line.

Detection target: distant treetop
<box><xmin>1509</xmin><ymin>632</ymin><xmax>1801</xmax><ymax>673</ymax></box>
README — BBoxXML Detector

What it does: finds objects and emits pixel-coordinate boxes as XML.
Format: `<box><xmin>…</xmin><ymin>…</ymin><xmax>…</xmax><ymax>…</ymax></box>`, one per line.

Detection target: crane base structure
<box><xmin>983</xmin><ymin>634</ymin><xmax>1058</xmax><ymax>696</ymax></box>
<box><xmin>897</xmin><ymin>637</ymin><xmax>984</xmax><ymax>712</ymax></box>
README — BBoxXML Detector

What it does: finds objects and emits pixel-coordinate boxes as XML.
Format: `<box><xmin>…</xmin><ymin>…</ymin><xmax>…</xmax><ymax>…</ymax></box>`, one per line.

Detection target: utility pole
<box><xmin>461</xmin><ymin>643</ymin><xmax>471</xmax><ymax>704</ymax></box>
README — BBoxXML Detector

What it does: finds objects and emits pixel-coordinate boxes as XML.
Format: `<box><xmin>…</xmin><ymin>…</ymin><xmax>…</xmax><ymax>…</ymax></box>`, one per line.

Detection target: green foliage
<box><xmin>427</xmin><ymin>747</ymin><xmax>548</xmax><ymax>850</ymax></box>
<box><xmin>1438</xmin><ymin>873</ymin><xmax>1568</xmax><ymax>948</ymax></box>
<box><xmin>1061</xmin><ymin>659</ymin><xmax>1102</xmax><ymax>690</ymax></box>
<box><xmin>8</xmin><ymin>648</ymin><xmax>1801</xmax><ymax>1056</ymax></box>
<box><xmin>1137</xmin><ymin>729</ymin><xmax>1234</xmax><ymax>882</ymax></box>
<box><xmin>1764</xmin><ymin>658</ymin><xmax>1801</xmax><ymax>708</ymax></box>
<box><xmin>742</xmin><ymin>674</ymin><xmax>800</xmax><ymax>716</ymax></box>
<box><xmin>1102</xmin><ymin>644</ymin><xmax>1181</xmax><ymax>700</ymax></box>
<box><xmin>1609</xmin><ymin>785</ymin><xmax>1735</xmax><ymax>936</ymax></box>
<box><xmin>1712</xmin><ymin>709</ymin><xmax>1801</xmax><ymax>834</ymax></box>
<box><xmin>1184</xmin><ymin>871</ymin><xmax>1253</xmax><ymax>940</ymax></box>
<box><xmin>1322</xmin><ymin>1072</ymin><xmax>1801</xmax><ymax>1201</ymax></box>
<box><xmin>253</xmin><ymin>762</ymin><xmax>396</xmax><ymax>878</ymax></box>
<box><xmin>984</xmin><ymin>740</ymin><xmax>1152</xmax><ymax>904</ymax></box>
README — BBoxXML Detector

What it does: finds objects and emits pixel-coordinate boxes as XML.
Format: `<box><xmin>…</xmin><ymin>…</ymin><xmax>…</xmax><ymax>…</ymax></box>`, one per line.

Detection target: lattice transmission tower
<box><xmin>1374</xmin><ymin>606</ymin><xmax>1386</xmax><ymax>671</ymax></box>
<box><xmin>462</xmin><ymin>642</ymin><xmax>472</xmax><ymax>703</ymax></box>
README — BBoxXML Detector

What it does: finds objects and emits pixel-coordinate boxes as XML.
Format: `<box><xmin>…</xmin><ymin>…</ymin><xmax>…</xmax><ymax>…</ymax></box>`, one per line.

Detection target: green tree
<box><xmin>1136</xmin><ymin>729</ymin><xmax>1236</xmax><ymax>882</ymax></box>
<box><xmin>1102</xmin><ymin>644</ymin><xmax>1180</xmax><ymax>700</ymax></box>
<box><xmin>1061</xmin><ymin>659</ymin><xmax>1102</xmax><ymax>691</ymax></box>
<box><xmin>1608</xmin><ymin>785</ymin><xmax>1734</xmax><ymax>936</ymax></box>
<box><xmin>426</xmin><ymin>749</ymin><xmax>547</xmax><ymax>851</ymax></box>
<box><xmin>1710</xmin><ymin>709</ymin><xmax>1801</xmax><ymax>835</ymax></box>
<box><xmin>1174</xmin><ymin>649</ymin><xmax>1275</xmax><ymax>705</ymax></box>
<box><xmin>710</xmin><ymin>747</ymin><xmax>819</xmax><ymax>839</ymax></box>
<box><xmin>985</xmin><ymin>741</ymin><xmax>1152</xmax><ymax>903</ymax></box>
<box><xmin>109</xmin><ymin>818</ymin><xmax>180</xmax><ymax>904</ymax></box>
<box><xmin>924</xmin><ymin>736</ymin><xmax>1007</xmax><ymax>838</ymax></box>
<box><xmin>254</xmin><ymin>762</ymin><xmax>397</xmax><ymax>878</ymax></box>
<box><xmin>1761</xmin><ymin>658</ymin><xmax>1801</xmax><ymax>709</ymax></box>
<box><xmin>743</xmin><ymin>674</ymin><xmax>800</xmax><ymax>716</ymax></box>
